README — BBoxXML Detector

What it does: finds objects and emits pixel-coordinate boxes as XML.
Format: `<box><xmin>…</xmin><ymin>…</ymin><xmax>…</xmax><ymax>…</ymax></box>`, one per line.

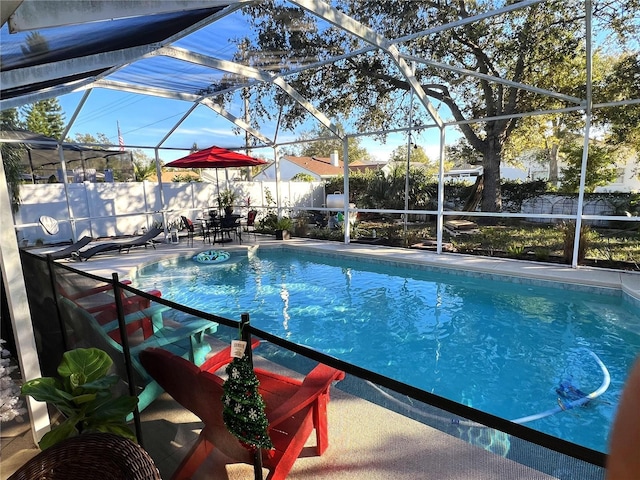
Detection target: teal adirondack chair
<box><xmin>56</xmin><ymin>296</ymin><xmax>217</xmax><ymax>414</ymax></box>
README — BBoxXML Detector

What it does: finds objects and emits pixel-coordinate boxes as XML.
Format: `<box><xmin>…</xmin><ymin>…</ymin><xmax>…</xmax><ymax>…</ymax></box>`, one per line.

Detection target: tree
<box><xmin>221</xmin><ymin>354</ymin><xmax>273</xmax><ymax>452</ymax></box>
<box><xmin>291</xmin><ymin>172</ymin><xmax>315</xmax><ymax>181</ymax></box>
<box><xmin>70</xmin><ymin>132</ymin><xmax>111</xmax><ymax>147</ymax></box>
<box><xmin>501</xmin><ymin>52</ymin><xmax>628</xmax><ymax>185</ymax></box>
<box><xmin>446</xmin><ymin>138</ymin><xmax>482</xmax><ymax>168</ymax></box>
<box><xmin>297</xmin><ymin>124</ymin><xmax>371</xmax><ymax>163</ymax></box>
<box><xmin>559</xmin><ymin>143</ymin><xmax>619</xmax><ymax>193</ymax></box>
<box><xmin>132</xmin><ymin>150</ymin><xmax>157</xmax><ymax>182</ymax></box>
<box><xmin>0</xmin><ymin>108</ymin><xmax>25</xmax><ymax>211</ymax></box>
<box><xmin>133</xmin><ymin>160</ymin><xmax>157</xmax><ymax>182</ymax></box>
<box><xmin>22</xmin><ymin>98</ymin><xmax>65</xmax><ymax>139</ymax></box>
<box><xmin>388</xmin><ymin>144</ymin><xmax>430</xmax><ymax>164</ymax></box>
<box><xmin>237</xmin><ymin>1</ymin><xmax>639</xmax><ymax>212</ymax></box>
<box><xmin>596</xmin><ymin>54</ymin><xmax>640</xmax><ymax>152</ymax></box>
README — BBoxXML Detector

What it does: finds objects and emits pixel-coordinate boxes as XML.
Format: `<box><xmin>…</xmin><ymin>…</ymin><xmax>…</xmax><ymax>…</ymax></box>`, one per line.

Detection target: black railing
<box><xmin>20</xmin><ymin>249</ymin><xmax>607</xmax><ymax>479</ymax></box>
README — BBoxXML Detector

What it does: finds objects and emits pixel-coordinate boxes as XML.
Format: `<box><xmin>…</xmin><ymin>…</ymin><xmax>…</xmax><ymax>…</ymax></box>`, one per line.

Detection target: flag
<box><xmin>117</xmin><ymin>121</ymin><xmax>124</xmax><ymax>151</ymax></box>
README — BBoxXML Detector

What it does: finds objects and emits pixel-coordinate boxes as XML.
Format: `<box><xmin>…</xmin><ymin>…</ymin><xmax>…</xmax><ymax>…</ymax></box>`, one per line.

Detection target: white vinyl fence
<box><xmin>14</xmin><ymin>180</ymin><xmax>325</xmax><ymax>246</ymax></box>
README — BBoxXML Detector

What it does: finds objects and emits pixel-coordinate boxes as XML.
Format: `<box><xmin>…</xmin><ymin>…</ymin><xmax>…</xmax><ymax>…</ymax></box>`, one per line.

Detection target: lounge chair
<box><xmin>73</xmin><ymin>227</ymin><xmax>163</xmax><ymax>261</ymax></box>
<box><xmin>139</xmin><ymin>343</ymin><xmax>345</xmax><ymax>480</ymax></box>
<box><xmin>43</xmin><ymin>236</ymin><xmax>93</xmax><ymax>260</ymax></box>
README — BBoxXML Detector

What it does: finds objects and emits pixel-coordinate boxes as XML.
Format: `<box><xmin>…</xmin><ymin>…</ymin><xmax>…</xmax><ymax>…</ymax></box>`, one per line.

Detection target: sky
<box><xmin>52</xmin><ymin>5</ymin><xmax>459</xmax><ymax>166</ymax></box>
<box><xmin>58</xmin><ymin>87</ymin><xmax>453</xmax><ymax>166</ymax></box>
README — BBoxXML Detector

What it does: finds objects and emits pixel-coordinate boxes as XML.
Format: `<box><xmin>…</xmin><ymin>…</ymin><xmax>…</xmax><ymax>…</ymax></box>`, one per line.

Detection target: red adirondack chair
<box><xmin>139</xmin><ymin>344</ymin><xmax>345</xmax><ymax>480</ymax></box>
<box><xmin>57</xmin><ymin>278</ymin><xmax>161</xmax><ymax>342</ymax></box>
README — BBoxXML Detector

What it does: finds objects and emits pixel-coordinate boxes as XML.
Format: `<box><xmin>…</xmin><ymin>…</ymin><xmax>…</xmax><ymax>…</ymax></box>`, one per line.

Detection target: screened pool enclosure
<box><xmin>1</xmin><ymin>1</ymin><xmax>639</xmax><ymax>475</ymax></box>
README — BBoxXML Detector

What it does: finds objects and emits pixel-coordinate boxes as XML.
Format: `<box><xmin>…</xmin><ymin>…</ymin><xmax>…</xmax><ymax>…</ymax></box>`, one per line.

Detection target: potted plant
<box><xmin>275</xmin><ymin>217</ymin><xmax>293</xmax><ymax>240</ymax></box>
<box><xmin>21</xmin><ymin>347</ymin><xmax>138</xmax><ymax>450</ymax></box>
<box><xmin>217</xmin><ymin>189</ymin><xmax>237</xmax><ymax>216</ymax></box>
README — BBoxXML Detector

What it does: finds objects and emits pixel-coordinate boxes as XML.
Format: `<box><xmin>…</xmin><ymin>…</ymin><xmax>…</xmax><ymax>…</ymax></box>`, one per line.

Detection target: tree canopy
<box><xmin>238</xmin><ymin>0</ymin><xmax>639</xmax><ymax>212</ymax></box>
<box><xmin>21</xmin><ymin>99</ymin><xmax>65</xmax><ymax>139</ymax></box>
<box><xmin>388</xmin><ymin>144</ymin><xmax>431</xmax><ymax>165</ymax></box>
<box><xmin>295</xmin><ymin>123</ymin><xmax>371</xmax><ymax>163</ymax></box>
<box><xmin>559</xmin><ymin>143</ymin><xmax>619</xmax><ymax>193</ymax></box>
<box><xmin>0</xmin><ymin>108</ymin><xmax>24</xmax><ymax>210</ymax></box>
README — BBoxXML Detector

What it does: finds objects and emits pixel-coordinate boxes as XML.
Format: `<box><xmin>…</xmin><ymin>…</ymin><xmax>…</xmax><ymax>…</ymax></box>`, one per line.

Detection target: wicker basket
<box><xmin>8</xmin><ymin>433</ymin><xmax>162</xmax><ymax>480</ymax></box>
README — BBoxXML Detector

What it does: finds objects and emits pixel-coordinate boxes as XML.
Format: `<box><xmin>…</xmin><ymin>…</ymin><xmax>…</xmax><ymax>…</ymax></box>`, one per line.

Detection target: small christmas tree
<box><xmin>222</xmin><ymin>353</ymin><xmax>273</xmax><ymax>451</ymax></box>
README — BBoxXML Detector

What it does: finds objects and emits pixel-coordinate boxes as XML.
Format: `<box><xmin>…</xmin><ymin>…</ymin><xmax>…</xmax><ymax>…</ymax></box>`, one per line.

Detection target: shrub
<box><xmin>561</xmin><ymin>221</ymin><xmax>592</xmax><ymax>264</ymax></box>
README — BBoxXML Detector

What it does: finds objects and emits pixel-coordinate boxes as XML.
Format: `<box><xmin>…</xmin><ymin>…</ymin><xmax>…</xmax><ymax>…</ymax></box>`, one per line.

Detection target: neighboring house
<box><xmin>349</xmin><ymin>160</ymin><xmax>385</xmax><ymax>175</ymax></box>
<box><xmin>255</xmin><ymin>153</ymin><xmax>343</xmax><ymax>181</ymax></box>
<box><xmin>593</xmin><ymin>156</ymin><xmax>640</xmax><ymax>193</ymax></box>
<box><xmin>518</xmin><ymin>149</ymin><xmax>639</xmax><ymax>193</ymax></box>
<box><xmin>254</xmin><ymin>153</ymin><xmax>383</xmax><ymax>181</ymax></box>
<box><xmin>442</xmin><ymin>165</ymin><xmax>483</xmax><ymax>181</ymax></box>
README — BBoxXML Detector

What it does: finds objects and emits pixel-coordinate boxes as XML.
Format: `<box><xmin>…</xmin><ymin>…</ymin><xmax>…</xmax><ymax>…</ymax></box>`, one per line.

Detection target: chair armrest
<box><xmin>100</xmin><ymin>304</ymin><xmax>171</xmax><ymax>333</ymax></box>
<box><xmin>87</xmin><ymin>290</ymin><xmax>161</xmax><ymax>315</ymax></box>
<box><xmin>267</xmin><ymin>364</ymin><xmax>344</xmax><ymax>429</ymax></box>
<box><xmin>66</xmin><ymin>280</ymin><xmax>132</xmax><ymax>300</ymax></box>
<box><xmin>130</xmin><ymin>319</ymin><xmax>217</xmax><ymax>354</ymax></box>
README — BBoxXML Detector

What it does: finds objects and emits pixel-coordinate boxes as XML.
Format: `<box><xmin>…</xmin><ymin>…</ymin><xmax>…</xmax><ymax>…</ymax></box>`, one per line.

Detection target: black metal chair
<box><xmin>181</xmin><ymin>216</ymin><xmax>196</xmax><ymax>246</ymax></box>
<box><xmin>244</xmin><ymin>209</ymin><xmax>258</xmax><ymax>240</ymax></box>
<box><xmin>220</xmin><ymin>215</ymin><xmax>242</xmax><ymax>243</ymax></box>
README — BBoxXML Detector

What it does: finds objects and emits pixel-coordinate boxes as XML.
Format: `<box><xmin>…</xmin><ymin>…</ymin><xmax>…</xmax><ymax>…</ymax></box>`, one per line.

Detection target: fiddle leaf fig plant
<box><xmin>21</xmin><ymin>348</ymin><xmax>138</xmax><ymax>450</ymax></box>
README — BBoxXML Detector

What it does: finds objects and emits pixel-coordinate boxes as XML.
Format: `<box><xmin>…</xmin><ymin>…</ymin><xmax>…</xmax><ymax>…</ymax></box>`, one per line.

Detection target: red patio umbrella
<box><xmin>165</xmin><ymin>145</ymin><xmax>269</xmax><ymax>211</ymax></box>
<box><xmin>165</xmin><ymin>146</ymin><xmax>268</xmax><ymax>169</ymax></box>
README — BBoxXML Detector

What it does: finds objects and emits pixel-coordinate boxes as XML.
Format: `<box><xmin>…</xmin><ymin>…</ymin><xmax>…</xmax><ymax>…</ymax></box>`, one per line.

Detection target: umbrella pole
<box><xmin>216</xmin><ymin>169</ymin><xmax>221</xmax><ymax>214</ymax></box>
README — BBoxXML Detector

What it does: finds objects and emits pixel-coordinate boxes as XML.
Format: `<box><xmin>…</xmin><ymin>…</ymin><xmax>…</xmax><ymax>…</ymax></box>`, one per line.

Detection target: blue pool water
<box><xmin>132</xmin><ymin>249</ymin><xmax>640</xmax><ymax>453</ymax></box>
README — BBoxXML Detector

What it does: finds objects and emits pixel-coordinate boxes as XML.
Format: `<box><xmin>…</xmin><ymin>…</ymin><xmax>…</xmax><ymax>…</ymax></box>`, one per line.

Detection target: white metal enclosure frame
<box><xmin>1</xmin><ymin>0</ymin><xmax>638</xmax><ymax>443</ymax></box>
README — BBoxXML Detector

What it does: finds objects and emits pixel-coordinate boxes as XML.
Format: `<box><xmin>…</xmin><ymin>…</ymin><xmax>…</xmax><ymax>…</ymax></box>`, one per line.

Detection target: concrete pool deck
<box><xmin>4</xmin><ymin>235</ymin><xmax>624</xmax><ymax>479</ymax></box>
<box><xmin>57</xmin><ymin>235</ymin><xmax>639</xmax><ymax>301</ymax></box>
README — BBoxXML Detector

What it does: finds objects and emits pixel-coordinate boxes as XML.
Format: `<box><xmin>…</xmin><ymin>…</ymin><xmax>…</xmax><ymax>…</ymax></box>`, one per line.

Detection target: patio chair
<box><xmin>220</xmin><ymin>214</ymin><xmax>242</xmax><ymax>243</ymax></box>
<box><xmin>139</xmin><ymin>344</ymin><xmax>345</xmax><ymax>480</ymax></box>
<box><xmin>57</xmin><ymin>296</ymin><xmax>217</xmax><ymax>414</ymax></box>
<box><xmin>43</xmin><ymin>236</ymin><xmax>93</xmax><ymax>260</ymax></box>
<box><xmin>8</xmin><ymin>433</ymin><xmax>161</xmax><ymax>480</ymax></box>
<box><xmin>57</xmin><ymin>278</ymin><xmax>162</xmax><ymax>343</ymax></box>
<box><xmin>181</xmin><ymin>216</ymin><xmax>197</xmax><ymax>246</ymax></box>
<box><xmin>244</xmin><ymin>209</ymin><xmax>258</xmax><ymax>240</ymax></box>
<box><xmin>73</xmin><ymin>227</ymin><xmax>163</xmax><ymax>261</ymax></box>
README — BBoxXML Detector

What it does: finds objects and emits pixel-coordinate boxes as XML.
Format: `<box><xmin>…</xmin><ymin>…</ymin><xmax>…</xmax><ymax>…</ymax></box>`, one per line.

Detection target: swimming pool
<box><xmin>132</xmin><ymin>248</ymin><xmax>640</xmax><ymax>453</ymax></box>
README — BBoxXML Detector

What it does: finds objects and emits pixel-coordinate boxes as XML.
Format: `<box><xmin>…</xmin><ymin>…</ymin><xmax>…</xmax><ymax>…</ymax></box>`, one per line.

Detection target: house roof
<box><xmin>349</xmin><ymin>161</ymin><xmax>384</xmax><ymax>173</ymax></box>
<box><xmin>282</xmin><ymin>155</ymin><xmax>344</xmax><ymax>178</ymax></box>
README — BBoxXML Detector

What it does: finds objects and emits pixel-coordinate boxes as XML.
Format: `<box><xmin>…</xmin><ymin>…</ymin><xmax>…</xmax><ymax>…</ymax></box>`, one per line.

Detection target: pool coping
<box><xmin>279</xmin><ymin>240</ymin><xmax>640</xmax><ymax>302</ymax></box>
